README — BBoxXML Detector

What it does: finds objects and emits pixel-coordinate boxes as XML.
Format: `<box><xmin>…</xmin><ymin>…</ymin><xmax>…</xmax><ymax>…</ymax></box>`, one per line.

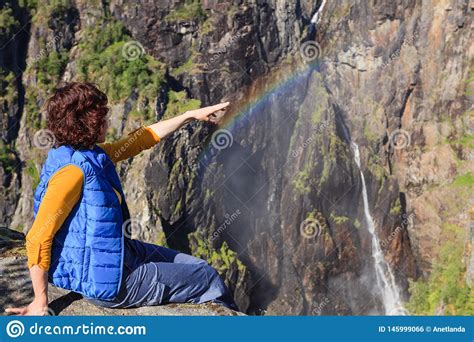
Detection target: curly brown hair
<box><xmin>45</xmin><ymin>82</ymin><xmax>109</xmax><ymax>149</ymax></box>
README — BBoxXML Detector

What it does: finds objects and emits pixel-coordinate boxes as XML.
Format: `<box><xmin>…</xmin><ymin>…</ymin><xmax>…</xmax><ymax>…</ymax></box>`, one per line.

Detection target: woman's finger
<box><xmin>189</xmin><ymin>102</ymin><xmax>230</xmax><ymax>121</ymax></box>
<box><xmin>5</xmin><ymin>307</ymin><xmax>25</xmax><ymax>314</ymax></box>
<box><xmin>204</xmin><ymin>102</ymin><xmax>230</xmax><ymax>114</ymax></box>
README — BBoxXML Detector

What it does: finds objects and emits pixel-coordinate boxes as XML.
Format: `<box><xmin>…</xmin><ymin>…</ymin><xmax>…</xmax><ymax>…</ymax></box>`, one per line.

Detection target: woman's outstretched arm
<box><xmin>147</xmin><ymin>102</ymin><xmax>229</xmax><ymax>139</ymax></box>
<box><xmin>99</xmin><ymin>102</ymin><xmax>229</xmax><ymax>163</ymax></box>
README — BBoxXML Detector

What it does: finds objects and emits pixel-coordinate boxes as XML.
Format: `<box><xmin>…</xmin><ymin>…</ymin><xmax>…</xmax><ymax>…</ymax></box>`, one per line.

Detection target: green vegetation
<box><xmin>319</xmin><ymin>154</ymin><xmax>332</xmax><ymax>186</ymax></box>
<box><xmin>310</xmin><ymin>75</ymin><xmax>329</xmax><ymax>125</ymax></box>
<box><xmin>319</xmin><ymin>133</ymin><xmax>348</xmax><ymax>187</ymax></box>
<box><xmin>0</xmin><ymin>7</ymin><xmax>19</xmax><ymax>36</ymax></box>
<box><xmin>165</xmin><ymin>0</ymin><xmax>206</xmax><ymax>22</ymax></box>
<box><xmin>292</xmin><ymin>164</ymin><xmax>312</xmax><ymax>195</ymax></box>
<box><xmin>163</xmin><ymin>90</ymin><xmax>201</xmax><ymax>120</ymax></box>
<box><xmin>76</xmin><ymin>21</ymin><xmax>164</xmax><ymax>101</ymax></box>
<box><xmin>74</xmin><ymin>19</ymin><xmax>165</xmax><ymax>123</ymax></box>
<box><xmin>363</xmin><ymin>125</ymin><xmax>378</xmax><ymax>143</ymax></box>
<box><xmin>155</xmin><ymin>230</ymin><xmax>168</xmax><ymax>248</ymax></box>
<box><xmin>25</xmin><ymin>160</ymin><xmax>40</xmax><ymax>189</ymax></box>
<box><xmin>209</xmin><ymin>241</ymin><xmax>246</xmax><ymax>274</ymax></box>
<box><xmin>354</xmin><ymin>218</ymin><xmax>361</xmax><ymax>229</ymax></box>
<box><xmin>312</xmin><ymin>104</ymin><xmax>324</xmax><ymax>124</ymax></box>
<box><xmin>330</xmin><ymin>213</ymin><xmax>349</xmax><ymax>224</ymax></box>
<box><xmin>451</xmin><ymin>134</ymin><xmax>474</xmax><ymax>150</ymax></box>
<box><xmin>329</xmin><ymin>3</ymin><xmax>352</xmax><ymax>20</ymax></box>
<box><xmin>0</xmin><ymin>143</ymin><xmax>16</xmax><ymax>173</ymax></box>
<box><xmin>35</xmin><ymin>49</ymin><xmax>69</xmax><ymax>91</ymax></box>
<box><xmin>18</xmin><ymin>0</ymin><xmax>37</xmax><ymax>9</ymax></box>
<box><xmin>0</xmin><ymin>70</ymin><xmax>17</xmax><ymax>113</ymax></box>
<box><xmin>204</xmin><ymin>188</ymin><xmax>212</xmax><ymax>201</ymax></box>
<box><xmin>406</xmin><ymin>224</ymin><xmax>473</xmax><ymax>315</ymax></box>
<box><xmin>19</xmin><ymin>0</ymin><xmax>68</xmax><ymax>12</ymax></box>
<box><xmin>390</xmin><ymin>197</ymin><xmax>402</xmax><ymax>215</ymax></box>
<box><xmin>25</xmin><ymin>40</ymin><xmax>69</xmax><ymax>127</ymax></box>
<box><xmin>451</xmin><ymin>172</ymin><xmax>474</xmax><ymax>187</ymax></box>
<box><xmin>21</xmin><ymin>1</ymin><xmax>74</xmax><ymax>128</ymax></box>
<box><xmin>191</xmin><ymin>233</ymin><xmax>246</xmax><ymax>274</ymax></box>
<box><xmin>25</xmin><ymin>0</ymin><xmax>72</xmax><ymax>27</ymax></box>
<box><xmin>171</xmin><ymin>55</ymin><xmax>197</xmax><ymax>77</ymax></box>
<box><xmin>24</xmin><ymin>89</ymin><xmax>42</xmax><ymax>129</ymax></box>
<box><xmin>464</xmin><ymin>62</ymin><xmax>474</xmax><ymax>96</ymax></box>
<box><xmin>48</xmin><ymin>0</ymin><xmax>71</xmax><ymax>17</ymax></box>
<box><xmin>173</xmin><ymin>200</ymin><xmax>182</xmax><ymax>216</ymax></box>
<box><xmin>200</xmin><ymin>17</ymin><xmax>213</xmax><ymax>35</ymax></box>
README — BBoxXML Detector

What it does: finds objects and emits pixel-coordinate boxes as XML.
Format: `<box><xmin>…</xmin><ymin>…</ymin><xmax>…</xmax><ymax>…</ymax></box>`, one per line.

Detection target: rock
<box><xmin>0</xmin><ymin>229</ymin><xmax>242</xmax><ymax>316</ymax></box>
<box><xmin>0</xmin><ymin>227</ymin><xmax>25</xmax><ymax>255</ymax></box>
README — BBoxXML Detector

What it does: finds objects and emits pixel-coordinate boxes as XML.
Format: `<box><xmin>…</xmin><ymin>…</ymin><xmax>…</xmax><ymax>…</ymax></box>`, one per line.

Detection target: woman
<box><xmin>5</xmin><ymin>82</ymin><xmax>238</xmax><ymax>315</ymax></box>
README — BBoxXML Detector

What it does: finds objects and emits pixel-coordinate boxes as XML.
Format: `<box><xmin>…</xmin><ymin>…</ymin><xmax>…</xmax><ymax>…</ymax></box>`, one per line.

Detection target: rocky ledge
<box><xmin>0</xmin><ymin>228</ymin><xmax>242</xmax><ymax>316</ymax></box>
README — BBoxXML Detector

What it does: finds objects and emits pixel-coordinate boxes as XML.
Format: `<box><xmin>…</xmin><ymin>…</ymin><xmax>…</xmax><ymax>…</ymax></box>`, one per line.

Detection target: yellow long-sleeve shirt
<box><xmin>26</xmin><ymin>126</ymin><xmax>160</xmax><ymax>271</ymax></box>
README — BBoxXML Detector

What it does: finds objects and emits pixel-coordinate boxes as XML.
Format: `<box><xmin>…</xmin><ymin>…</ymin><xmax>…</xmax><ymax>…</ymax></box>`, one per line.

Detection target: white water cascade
<box><xmin>311</xmin><ymin>0</ymin><xmax>327</xmax><ymax>24</ymax></box>
<box><xmin>351</xmin><ymin>142</ymin><xmax>406</xmax><ymax>315</ymax></box>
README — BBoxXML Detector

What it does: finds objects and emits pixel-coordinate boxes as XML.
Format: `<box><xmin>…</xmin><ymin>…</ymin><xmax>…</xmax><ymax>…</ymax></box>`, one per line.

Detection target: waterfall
<box><xmin>311</xmin><ymin>0</ymin><xmax>327</xmax><ymax>24</ymax></box>
<box><xmin>305</xmin><ymin>0</ymin><xmax>327</xmax><ymax>40</ymax></box>
<box><xmin>351</xmin><ymin>142</ymin><xmax>406</xmax><ymax>315</ymax></box>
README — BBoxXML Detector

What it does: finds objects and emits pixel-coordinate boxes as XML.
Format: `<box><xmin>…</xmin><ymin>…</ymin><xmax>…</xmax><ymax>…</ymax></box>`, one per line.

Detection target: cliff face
<box><xmin>0</xmin><ymin>0</ymin><xmax>472</xmax><ymax>315</ymax></box>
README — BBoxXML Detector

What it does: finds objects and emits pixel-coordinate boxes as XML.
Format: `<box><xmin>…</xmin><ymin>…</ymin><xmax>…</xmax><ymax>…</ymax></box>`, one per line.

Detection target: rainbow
<box><xmin>201</xmin><ymin>57</ymin><xmax>321</xmax><ymax>160</ymax></box>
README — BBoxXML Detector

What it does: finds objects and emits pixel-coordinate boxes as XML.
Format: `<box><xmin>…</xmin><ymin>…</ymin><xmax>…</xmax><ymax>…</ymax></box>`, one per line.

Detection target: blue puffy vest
<box><xmin>33</xmin><ymin>144</ymin><xmax>130</xmax><ymax>300</ymax></box>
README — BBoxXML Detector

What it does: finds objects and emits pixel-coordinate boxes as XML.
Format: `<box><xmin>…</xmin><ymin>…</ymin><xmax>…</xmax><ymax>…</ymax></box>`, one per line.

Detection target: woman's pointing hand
<box><xmin>147</xmin><ymin>102</ymin><xmax>230</xmax><ymax>140</ymax></box>
<box><xmin>187</xmin><ymin>102</ymin><xmax>230</xmax><ymax>124</ymax></box>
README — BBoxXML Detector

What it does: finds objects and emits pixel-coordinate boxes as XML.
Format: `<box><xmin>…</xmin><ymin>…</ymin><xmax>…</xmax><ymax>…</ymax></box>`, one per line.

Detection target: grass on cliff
<box><xmin>76</xmin><ymin>21</ymin><xmax>163</xmax><ymax>100</ymax></box>
<box><xmin>0</xmin><ymin>143</ymin><xmax>16</xmax><ymax>173</ymax></box>
<box><xmin>452</xmin><ymin>172</ymin><xmax>474</xmax><ymax>187</ymax></box>
<box><xmin>406</xmin><ymin>223</ymin><xmax>473</xmax><ymax>315</ymax></box>
<box><xmin>0</xmin><ymin>7</ymin><xmax>19</xmax><ymax>36</ymax></box>
<box><xmin>165</xmin><ymin>0</ymin><xmax>206</xmax><ymax>22</ymax></box>
<box><xmin>76</xmin><ymin>20</ymin><xmax>165</xmax><ymax>122</ymax></box>
<box><xmin>25</xmin><ymin>160</ymin><xmax>40</xmax><ymax>189</ymax></box>
<box><xmin>21</xmin><ymin>0</ymin><xmax>73</xmax><ymax>127</ymax></box>
<box><xmin>190</xmin><ymin>232</ymin><xmax>246</xmax><ymax>274</ymax></box>
<box><xmin>162</xmin><ymin>90</ymin><xmax>201</xmax><ymax>120</ymax></box>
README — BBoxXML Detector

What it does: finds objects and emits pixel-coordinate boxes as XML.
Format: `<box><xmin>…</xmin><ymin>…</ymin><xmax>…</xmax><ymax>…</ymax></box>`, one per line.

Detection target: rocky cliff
<box><xmin>0</xmin><ymin>0</ymin><xmax>472</xmax><ymax>315</ymax></box>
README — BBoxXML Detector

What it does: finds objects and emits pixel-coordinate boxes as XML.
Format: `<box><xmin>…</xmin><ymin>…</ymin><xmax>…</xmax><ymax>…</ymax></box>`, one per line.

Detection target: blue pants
<box><xmin>86</xmin><ymin>238</ymin><xmax>238</xmax><ymax>311</ymax></box>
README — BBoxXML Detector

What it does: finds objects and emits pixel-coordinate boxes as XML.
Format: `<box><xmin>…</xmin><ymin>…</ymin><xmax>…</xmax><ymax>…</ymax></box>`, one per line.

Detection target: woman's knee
<box><xmin>203</xmin><ymin>265</ymin><xmax>226</xmax><ymax>288</ymax></box>
<box><xmin>174</xmin><ymin>252</ymin><xmax>209</xmax><ymax>265</ymax></box>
